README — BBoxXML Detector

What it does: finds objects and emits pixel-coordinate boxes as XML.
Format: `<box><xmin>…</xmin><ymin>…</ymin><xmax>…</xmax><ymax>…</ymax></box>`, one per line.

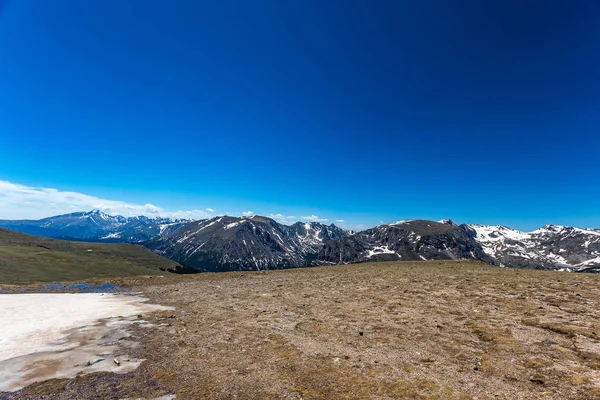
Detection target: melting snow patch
<box><xmin>224</xmin><ymin>221</ymin><xmax>242</xmax><ymax>230</ymax></box>
<box><xmin>576</xmin><ymin>257</ymin><xmax>600</xmax><ymax>267</ymax></box>
<box><xmin>0</xmin><ymin>293</ymin><xmax>173</xmax><ymax>392</ymax></box>
<box><xmin>101</xmin><ymin>232</ymin><xmax>122</xmax><ymax>239</ymax></box>
<box><xmin>366</xmin><ymin>246</ymin><xmax>399</xmax><ymax>258</ymax></box>
<box><xmin>390</xmin><ymin>220</ymin><xmax>413</xmax><ymax>226</ymax></box>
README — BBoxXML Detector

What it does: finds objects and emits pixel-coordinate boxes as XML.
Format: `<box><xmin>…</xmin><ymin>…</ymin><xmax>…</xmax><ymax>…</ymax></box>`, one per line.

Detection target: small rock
<box><xmin>359</xmin><ymin>330</ymin><xmax>364</xmax><ymax>336</ymax></box>
<box><xmin>542</xmin><ymin>339</ymin><xmax>558</xmax><ymax>346</ymax></box>
<box><xmin>85</xmin><ymin>358</ymin><xmax>104</xmax><ymax>367</ymax></box>
<box><xmin>530</xmin><ymin>374</ymin><xmax>545</xmax><ymax>384</ymax></box>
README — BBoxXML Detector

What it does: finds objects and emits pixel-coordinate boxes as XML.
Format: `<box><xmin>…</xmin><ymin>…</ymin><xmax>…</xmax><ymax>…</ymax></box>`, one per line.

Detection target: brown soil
<box><xmin>5</xmin><ymin>261</ymin><xmax>600</xmax><ymax>399</ymax></box>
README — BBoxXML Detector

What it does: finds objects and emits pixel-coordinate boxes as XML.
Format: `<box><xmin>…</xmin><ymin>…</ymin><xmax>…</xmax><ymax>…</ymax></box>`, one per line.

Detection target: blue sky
<box><xmin>0</xmin><ymin>0</ymin><xmax>599</xmax><ymax>230</ymax></box>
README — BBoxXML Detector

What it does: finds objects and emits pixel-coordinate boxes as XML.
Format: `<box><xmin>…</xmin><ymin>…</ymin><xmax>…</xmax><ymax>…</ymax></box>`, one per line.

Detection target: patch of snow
<box><xmin>390</xmin><ymin>220</ymin><xmax>413</xmax><ymax>226</ymax></box>
<box><xmin>158</xmin><ymin>222</ymin><xmax>179</xmax><ymax>235</ymax></box>
<box><xmin>574</xmin><ymin>228</ymin><xmax>600</xmax><ymax>237</ymax></box>
<box><xmin>366</xmin><ymin>246</ymin><xmax>400</xmax><ymax>259</ymax></box>
<box><xmin>0</xmin><ymin>293</ymin><xmax>173</xmax><ymax>392</ymax></box>
<box><xmin>576</xmin><ymin>256</ymin><xmax>600</xmax><ymax>267</ymax></box>
<box><xmin>224</xmin><ymin>221</ymin><xmax>242</xmax><ymax>230</ymax></box>
<box><xmin>272</xmin><ymin>231</ymin><xmax>285</xmax><ymax>244</ymax></box>
<box><xmin>100</xmin><ymin>232</ymin><xmax>122</xmax><ymax>239</ymax></box>
<box><xmin>545</xmin><ymin>252</ymin><xmax>570</xmax><ymax>265</ymax></box>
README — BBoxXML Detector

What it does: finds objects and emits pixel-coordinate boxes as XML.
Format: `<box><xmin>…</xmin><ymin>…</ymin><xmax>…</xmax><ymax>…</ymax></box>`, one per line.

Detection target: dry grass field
<box><xmin>5</xmin><ymin>261</ymin><xmax>600</xmax><ymax>399</ymax></box>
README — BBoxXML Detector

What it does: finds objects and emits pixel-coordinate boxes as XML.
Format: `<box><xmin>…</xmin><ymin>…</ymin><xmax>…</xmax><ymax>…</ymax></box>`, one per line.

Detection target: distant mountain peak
<box><xmin>466</xmin><ymin>223</ymin><xmax>600</xmax><ymax>270</ymax></box>
<box><xmin>146</xmin><ymin>215</ymin><xmax>348</xmax><ymax>272</ymax></box>
<box><xmin>0</xmin><ymin>210</ymin><xmax>189</xmax><ymax>243</ymax></box>
<box><xmin>1</xmin><ymin>211</ymin><xmax>598</xmax><ymax>273</ymax></box>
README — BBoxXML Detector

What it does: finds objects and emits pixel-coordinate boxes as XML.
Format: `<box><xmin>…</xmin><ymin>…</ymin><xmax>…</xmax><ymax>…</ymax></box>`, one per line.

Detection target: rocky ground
<box><xmin>4</xmin><ymin>261</ymin><xmax>600</xmax><ymax>399</ymax></box>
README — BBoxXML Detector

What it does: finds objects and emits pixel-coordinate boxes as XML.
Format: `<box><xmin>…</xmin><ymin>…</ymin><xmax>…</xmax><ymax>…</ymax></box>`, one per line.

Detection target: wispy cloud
<box><xmin>301</xmin><ymin>215</ymin><xmax>328</xmax><ymax>222</ymax></box>
<box><xmin>0</xmin><ymin>180</ymin><xmax>350</xmax><ymax>227</ymax></box>
<box><xmin>335</xmin><ymin>219</ymin><xmax>345</xmax><ymax>223</ymax></box>
<box><xmin>0</xmin><ymin>180</ymin><xmax>216</xmax><ymax>220</ymax></box>
<box><xmin>268</xmin><ymin>213</ymin><xmax>297</xmax><ymax>223</ymax></box>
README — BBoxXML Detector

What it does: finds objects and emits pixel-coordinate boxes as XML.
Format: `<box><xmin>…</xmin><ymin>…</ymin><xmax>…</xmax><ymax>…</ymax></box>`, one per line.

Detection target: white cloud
<box><xmin>144</xmin><ymin>204</ymin><xmax>162</xmax><ymax>214</ymax></box>
<box><xmin>335</xmin><ymin>219</ymin><xmax>345</xmax><ymax>223</ymax></box>
<box><xmin>301</xmin><ymin>215</ymin><xmax>328</xmax><ymax>222</ymax></box>
<box><xmin>0</xmin><ymin>180</ymin><xmax>349</xmax><ymax>228</ymax></box>
<box><xmin>164</xmin><ymin>209</ymin><xmax>215</xmax><ymax>220</ymax></box>
<box><xmin>0</xmin><ymin>180</ymin><xmax>216</xmax><ymax>220</ymax></box>
<box><xmin>268</xmin><ymin>214</ymin><xmax>297</xmax><ymax>224</ymax></box>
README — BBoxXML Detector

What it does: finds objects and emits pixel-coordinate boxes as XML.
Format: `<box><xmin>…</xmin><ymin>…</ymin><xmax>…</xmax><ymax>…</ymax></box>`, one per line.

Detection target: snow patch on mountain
<box><xmin>0</xmin><ymin>210</ymin><xmax>190</xmax><ymax>243</ymax></box>
<box><xmin>465</xmin><ymin>223</ymin><xmax>600</xmax><ymax>270</ymax></box>
<box><xmin>146</xmin><ymin>216</ymin><xmax>349</xmax><ymax>272</ymax></box>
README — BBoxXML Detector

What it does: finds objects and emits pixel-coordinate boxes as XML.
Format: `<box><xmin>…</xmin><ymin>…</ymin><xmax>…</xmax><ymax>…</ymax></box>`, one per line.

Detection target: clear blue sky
<box><xmin>0</xmin><ymin>0</ymin><xmax>599</xmax><ymax>230</ymax></box>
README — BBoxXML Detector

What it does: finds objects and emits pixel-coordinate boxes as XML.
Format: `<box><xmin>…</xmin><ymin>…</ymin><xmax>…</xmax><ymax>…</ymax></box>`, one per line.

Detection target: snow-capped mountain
<box><xmin>464</xmin><ymin>224</ymin><xmax>600</xmax><ymax>271</ymax></box>
<box><xmin>0</xmin><ymin>210</ymin><xmax>189</xmax><ymax>243</ymax></box>
<box><xmin>1</xmin><ymin>210</ymin><xmax>598</xmax><ymax>273</ymax></box>
<box><xmin>315</xmin><ymin>219</ymin><xmax>494</xmax><ymax>265</ymax></box>
<box><xmin>145</xmin><ymin>215</ymin><xmax>348</xmax><ymax>272</ymax></box>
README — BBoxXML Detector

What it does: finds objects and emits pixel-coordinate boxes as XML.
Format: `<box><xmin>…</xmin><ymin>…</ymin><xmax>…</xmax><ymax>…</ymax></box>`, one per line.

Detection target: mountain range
<box><xmin>146</xmin><ymin>215</ymin><xmax>347</xmax><ymax>272</ymax></box>
<box><xmin>0</xmin><ymin>210</ymin><xmax>188</xmax><ymax>243</ymax></box>
<box><xmin>1</xmin><ymin>211</ymin><xmax>599</xmax><ymax>273</ymax></box>
<box><xmin>315</xmin><ymin>219</ymin><xmax>494</xmax><ymax>265</ymax></box>
<box><xmin>465</xmin><ymin>223</ymin><xmax>600</xmax><ymax>272</ymax></box>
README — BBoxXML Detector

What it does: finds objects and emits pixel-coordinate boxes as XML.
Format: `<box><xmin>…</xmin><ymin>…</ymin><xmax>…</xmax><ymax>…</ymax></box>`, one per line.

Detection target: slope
<box><xmin>465</xmin><ymin>224</ymin><xmax>600</xmax><ymax>270</ymax></box>
<box><xmin>0</xmin><ymin>210</ymin><xmax>188</xmax><ymax>243</ymax></box>
<box><xmin>316</xmin><ymin>219</ymin><xmax>494</xmax><ymax>264</ymax></box>
<box><xmin>0</xmin><ymin>228</ymin><xmax>186</xmax><ymax>284</ymax></box>
<box><xmin>146</xmin><ymin>215</ymin><xmax>348</xmax><ymax>272</ymax></box>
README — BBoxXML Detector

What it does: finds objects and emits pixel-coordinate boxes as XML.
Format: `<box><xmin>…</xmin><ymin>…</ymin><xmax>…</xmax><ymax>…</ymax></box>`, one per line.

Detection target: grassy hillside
<box><xmin>0</xmin><ymin>228</ymin><xmax>184</xmax><ymax>284</ymax></box>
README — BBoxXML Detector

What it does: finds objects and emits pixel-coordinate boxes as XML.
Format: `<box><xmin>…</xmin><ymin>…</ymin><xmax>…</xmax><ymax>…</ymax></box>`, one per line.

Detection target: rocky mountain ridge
<box><xmin>146</xmin><ymin>215</ymin><xmax>348</xmax><ymax>272</ymax></box>
<box><xmin>464</xmin><ymin>223</ymin><xmax>600</xmax><ymax>271</ymax></box>
<box><xmin>1</xmin><ymin>211</ymin><xmax>598</xmax><ymax>272</ymax></box>
<box><xmin>315</xmin><ymin>219</ymin><xmax>494</xmax><ymax>265</ymax></box>
<box><xmin>0</xmin><ymin>210</ymin><xmax>188</xmax><ymax>243</ymax></box>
